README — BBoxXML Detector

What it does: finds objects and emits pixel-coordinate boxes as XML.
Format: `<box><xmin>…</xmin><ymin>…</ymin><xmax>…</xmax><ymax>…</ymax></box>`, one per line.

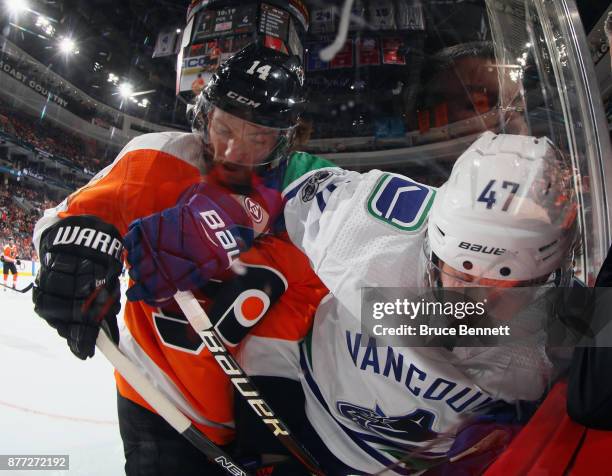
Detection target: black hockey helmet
<box><xmin>189</xmin><ymin>43</ymin><xmax>306</xmax><ymax>175</ymax></box>
<box><xmin>204</xmin><ymin>42</ymin><xmax>305</xmax><ymax>129</ymax></box>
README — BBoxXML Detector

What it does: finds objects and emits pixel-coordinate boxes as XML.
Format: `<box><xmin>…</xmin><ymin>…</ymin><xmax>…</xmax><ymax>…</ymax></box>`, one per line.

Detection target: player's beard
<box><xmin>214</xmin><ymin>160</ymin><xmax>249</xmax><ymax>184</ymax></box>
<box><xmin>206</xmin><ymin>160</ymin><xmax>265</xmax><ymax>195</ymax></box>
<box><xmin>199</xmin><ymin>142</ymin><xmax>253</xmax><ymax>191</ymax></box>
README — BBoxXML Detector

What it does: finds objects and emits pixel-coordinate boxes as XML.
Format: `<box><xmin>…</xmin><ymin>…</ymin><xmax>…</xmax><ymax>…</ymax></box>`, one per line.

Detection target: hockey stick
<box><xmin>0</xmin><ymin>282</ymin><xmax>33</xmax><ymax>293</ymax></box>
<box><xmin>174</xmin><ymin>290</ymin><xmax>325</xmax><ymax>476</ymax></box>
<box><xmin>95</xmin><ymin>331</ymin><xmax>251</xmax><ymax>476</ymax></box>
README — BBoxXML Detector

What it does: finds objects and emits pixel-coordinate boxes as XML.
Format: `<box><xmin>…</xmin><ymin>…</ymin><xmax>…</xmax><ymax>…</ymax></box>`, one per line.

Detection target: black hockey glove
<box><xmin>33</xmin><ymin>215</ymin><xmax>123</xmax><ymax>360</ymax></box>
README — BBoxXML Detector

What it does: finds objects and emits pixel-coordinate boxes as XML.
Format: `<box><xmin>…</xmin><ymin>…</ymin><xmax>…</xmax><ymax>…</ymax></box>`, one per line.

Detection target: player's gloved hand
<box><xmin>124</xmin><ymin>183</ymin><xmax>255</xmax><ymax>306</ymax></box>
<box><xmin>33</xmin><ymin>215</ymin><xmax>123</xmax><ymax>360</ymax></box>
<box><xmin>16</xmin><ymin>258</ymin><xmax>21</xmax><ymax>266</ymax></box>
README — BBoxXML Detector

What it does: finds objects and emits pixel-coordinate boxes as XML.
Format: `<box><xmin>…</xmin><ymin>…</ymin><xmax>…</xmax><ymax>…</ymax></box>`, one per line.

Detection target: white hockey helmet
<box><xmin>423</xmin><ymin>131</ymin><xmax>578</xmax><ymax>287</ymax></box>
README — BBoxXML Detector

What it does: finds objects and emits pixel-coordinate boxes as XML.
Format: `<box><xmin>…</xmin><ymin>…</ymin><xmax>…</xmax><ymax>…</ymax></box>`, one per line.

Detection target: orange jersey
<box><xmin>33</xmin><ymin>131</ymin><xmax>327</xmax><ymax>444</ymax></box>
<box><xmin>3</xmin><ymin>245</ymin><xmax>17</xmax><ymax>262</ymax></box>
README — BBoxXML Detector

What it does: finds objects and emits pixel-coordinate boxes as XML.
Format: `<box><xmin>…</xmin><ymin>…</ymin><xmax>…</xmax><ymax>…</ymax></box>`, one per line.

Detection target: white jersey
<box><xmin>282</xmin><ymin>168</ymin><xmax>553</xmax><ymax>474</ymax></box>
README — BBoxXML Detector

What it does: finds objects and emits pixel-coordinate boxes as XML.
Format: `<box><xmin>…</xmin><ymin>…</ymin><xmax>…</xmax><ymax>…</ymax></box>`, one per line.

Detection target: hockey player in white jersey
<box><xmin>275</xmin><ymin>131</ymin><xmax>578</xmax><ymax>474</ymax></box>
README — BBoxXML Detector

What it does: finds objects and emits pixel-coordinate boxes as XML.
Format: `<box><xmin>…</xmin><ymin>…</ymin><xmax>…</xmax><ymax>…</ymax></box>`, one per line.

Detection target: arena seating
<box><xmin>0</xmin><ymin>97</ymin><xmax>115</xmax><ymax>258</ymax></box>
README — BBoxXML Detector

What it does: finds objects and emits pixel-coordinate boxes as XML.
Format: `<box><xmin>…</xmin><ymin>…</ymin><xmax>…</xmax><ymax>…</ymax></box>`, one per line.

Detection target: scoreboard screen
<box><xmin>193</xmin><ymin>5</ymin><xmax>256</xmax><ymax>41</ymax></box>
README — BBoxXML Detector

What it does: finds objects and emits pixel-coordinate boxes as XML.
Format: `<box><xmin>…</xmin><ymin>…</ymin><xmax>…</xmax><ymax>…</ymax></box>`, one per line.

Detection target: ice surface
<box><xmin>0</xmin><ymin>277</ymin><xmax>124</xmax><ymax>475</ymax></box>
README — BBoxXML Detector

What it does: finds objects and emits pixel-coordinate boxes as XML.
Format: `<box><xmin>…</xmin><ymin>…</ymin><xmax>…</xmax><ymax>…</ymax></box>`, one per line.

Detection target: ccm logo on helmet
<box><xmin>227</xmin><ymin>91</ymin><xmax>261</xmax><ymax>108</ymax></box>
<box><xmin>459</xmin><ymin>241</ymin><xmax>506</xmax><ymax>255</ymax></box>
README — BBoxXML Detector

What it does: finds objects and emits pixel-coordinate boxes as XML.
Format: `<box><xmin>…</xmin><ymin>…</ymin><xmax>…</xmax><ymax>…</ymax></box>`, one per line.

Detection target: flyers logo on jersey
<box><xmin>153</xmin><ymin>264</ymin><xmax>287</xmax><ymax>352</ymax></box>
<box><xmin>367</xmin><ymin>173</ymin><xmax>435</xmax><ymax>232</ymax></box>
<box><xmin>213</xmin><ymin>264</ymin><xmax>287</xmax><ymax>346</ymax></box>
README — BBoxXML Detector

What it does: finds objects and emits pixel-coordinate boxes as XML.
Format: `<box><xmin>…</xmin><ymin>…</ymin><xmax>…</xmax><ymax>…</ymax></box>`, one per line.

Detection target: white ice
<box><xmin>0</xmin><ymin>277</ymin><xmax>125</xmax><ymax>475</ymax></box>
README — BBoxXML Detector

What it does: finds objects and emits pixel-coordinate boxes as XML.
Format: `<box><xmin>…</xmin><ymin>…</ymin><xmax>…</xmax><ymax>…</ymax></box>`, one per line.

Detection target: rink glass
<box><xmin>0</xmin><ymin>0</ymin><xmax>609</xmax><ymax>281</ymax></box>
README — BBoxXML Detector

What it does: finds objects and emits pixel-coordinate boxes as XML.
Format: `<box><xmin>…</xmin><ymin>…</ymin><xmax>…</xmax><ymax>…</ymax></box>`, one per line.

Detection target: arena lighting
<box><xmin>118</xmin><ymin>82</ymin><xmax>134</xmax><ymax>99</ymax></box>
<box><xmin>5</xmin><ymin>0</ymin><xmax>28</xmax><ymax>15</ymax></box>
<box><xmin>59</xmin><ymin>37</ymin><xmax>78</xmax><ymax>55</ymax></box>
<box><xmin>35</xmin><ymin>15</ymin><xmax>55</xmax><ymax>36</ymax></box>
<box><xmin>107</xmin><ymin>73</ymin><xmax>119</xmax><ymax>84</ymax></box>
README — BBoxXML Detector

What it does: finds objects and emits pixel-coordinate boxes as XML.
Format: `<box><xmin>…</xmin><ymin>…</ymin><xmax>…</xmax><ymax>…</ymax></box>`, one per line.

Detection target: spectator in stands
<box><xmin>0</xmin><ymin>96</ymin><xmax>116</xmax><ymax>172</ymax></box>
<box><xmin>0</xmin><ymin>94</ymin><xmax>117</xmax><ymax>266</ymax></box>
<box><xmin>0</xmin><ymin>180</ymin><xmax>50</xmax><ymax>257</ymax></box>
<box><xmin>421</xmin><ymin>41</ymin><xmax>528</xmax><ymax>136</ymax></box>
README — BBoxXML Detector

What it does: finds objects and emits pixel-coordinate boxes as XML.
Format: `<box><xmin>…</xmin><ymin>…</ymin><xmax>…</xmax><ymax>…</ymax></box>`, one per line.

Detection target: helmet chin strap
<box><xmin>430</xmin><ymin>254</ymin><xmax>445</xmax><ymax>288</ymax></box>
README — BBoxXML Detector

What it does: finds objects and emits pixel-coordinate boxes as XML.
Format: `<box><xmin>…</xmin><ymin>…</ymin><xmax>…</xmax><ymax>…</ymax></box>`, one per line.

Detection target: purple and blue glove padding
<box><xmin>124</xmin><ymin>183</ymin><xmax>254</xmax><ymax>305</ymax></box>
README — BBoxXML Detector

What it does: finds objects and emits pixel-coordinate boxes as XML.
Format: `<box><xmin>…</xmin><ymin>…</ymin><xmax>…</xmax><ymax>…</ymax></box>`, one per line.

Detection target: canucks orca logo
<box><xmin>337</xmin><ymin>401</ymin><xmax>438</xmax><ymax>443</ymax></box>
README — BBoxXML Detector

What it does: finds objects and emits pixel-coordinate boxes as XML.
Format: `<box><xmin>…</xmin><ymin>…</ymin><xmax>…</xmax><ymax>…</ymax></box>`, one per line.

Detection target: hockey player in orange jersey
<box><xmin>32</xmin><ymin>44</ymin><xmax>331</xmax><ymax>475</ymax></box>
<box><xmin>2</xmin><ymin>237</ymin><xmax>19</xmax><ymax>289</ymax></box>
